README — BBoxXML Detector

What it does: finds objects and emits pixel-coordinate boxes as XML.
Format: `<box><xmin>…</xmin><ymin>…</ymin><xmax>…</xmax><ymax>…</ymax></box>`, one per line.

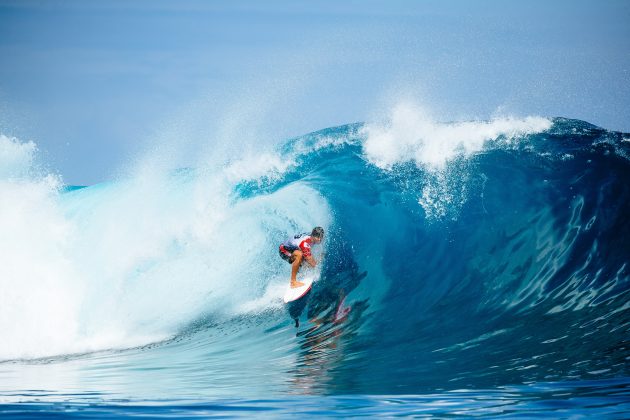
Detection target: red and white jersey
<box><xmin>281</xmin><ymin>233</ymin><xmax>314</xmax><ymax>258</ymax></box>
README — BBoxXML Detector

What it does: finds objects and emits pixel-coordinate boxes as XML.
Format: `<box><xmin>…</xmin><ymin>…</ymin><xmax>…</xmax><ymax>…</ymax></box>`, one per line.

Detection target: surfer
<box><xmin>279</xmin><ymin>227</ymin><xmax>324</xmax><ymax>288</ymax></box>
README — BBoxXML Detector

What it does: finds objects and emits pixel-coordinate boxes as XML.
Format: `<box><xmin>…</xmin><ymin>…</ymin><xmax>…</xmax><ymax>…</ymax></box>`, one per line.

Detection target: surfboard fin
<box><xmin>294</xmin><ymin>318</ymin><xmax>299</xmax><ymax>328</ymax></box>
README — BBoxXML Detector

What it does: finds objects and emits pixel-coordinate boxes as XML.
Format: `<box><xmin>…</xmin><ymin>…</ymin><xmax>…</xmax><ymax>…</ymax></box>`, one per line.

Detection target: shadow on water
<box><xmin>283</xmin><ymin>233</ymin><xmax>372</xmax><ymax>394</ymax></box>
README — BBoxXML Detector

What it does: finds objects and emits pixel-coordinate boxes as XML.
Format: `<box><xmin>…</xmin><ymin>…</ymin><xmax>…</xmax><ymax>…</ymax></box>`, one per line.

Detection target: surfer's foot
<box><xmin>291</xmin><ymin>280</ymin><xmax>305</xmax><ymax>288</ymax></box>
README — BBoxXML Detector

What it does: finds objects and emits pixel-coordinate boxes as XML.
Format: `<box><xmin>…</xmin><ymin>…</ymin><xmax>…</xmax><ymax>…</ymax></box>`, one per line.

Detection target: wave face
<box><xmin>0</xmin><ymin>112</ymin><xmax>629</xmax><ymax>411</ymax></box>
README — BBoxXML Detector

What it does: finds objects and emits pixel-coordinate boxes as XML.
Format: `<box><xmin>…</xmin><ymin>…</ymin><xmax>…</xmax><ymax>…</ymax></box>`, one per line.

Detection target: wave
<box><xmin>1</xmin><ymin>110</ymin><xmax>628</xmax><ymax>392</ymax></box>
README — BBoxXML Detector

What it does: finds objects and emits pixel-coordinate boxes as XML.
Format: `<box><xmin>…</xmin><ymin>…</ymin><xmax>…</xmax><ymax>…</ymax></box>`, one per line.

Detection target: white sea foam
<box><xmin>0</xmin><ymin>133</ymin><xmax>330</xmax><ymax>360</ymax></box>
<box><xmin>224</xmin><ymin>152</ymin><xmax>294</xmax><ymax>183</ymax></box>
<box><xmin>361</xmin><ymin>102</ymin><xmax>552</xmax><ymax>170</ymax></box>
<box><xmin>0</xmin><ymin>134</ymin><xmax>37</xmax><ymax>179</ymax></box>
<box><xmin>0</xmin><ymin>135</ymin><xmax>82</xmax><ymax>359</ymax></box>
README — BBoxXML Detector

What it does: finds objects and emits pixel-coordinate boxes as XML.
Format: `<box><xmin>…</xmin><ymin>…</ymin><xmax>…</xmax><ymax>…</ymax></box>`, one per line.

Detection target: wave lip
<box><xmin>360</xmin><ymin>103</ymin><xmax>552</xmax><ymax>170</ymax></box>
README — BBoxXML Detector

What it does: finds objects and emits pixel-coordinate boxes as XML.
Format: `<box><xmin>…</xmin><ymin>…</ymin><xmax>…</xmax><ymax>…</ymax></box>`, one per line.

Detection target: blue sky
<box><xmin>0</xmin><ymin>0</ymin><xmax>628</xmax><ymax>184</ymax></box>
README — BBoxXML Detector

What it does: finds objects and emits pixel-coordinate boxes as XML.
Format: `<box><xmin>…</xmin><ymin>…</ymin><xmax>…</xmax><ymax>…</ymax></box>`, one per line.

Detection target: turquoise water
<box><xmin>1</xmin><ymin>379</ymin><xmax>628</xmax><ymax>418</ymax></box>
<box><xmin>0</xmin><ymin>117</ymin><xmax>628</xmax><ymax>418</ymax></box>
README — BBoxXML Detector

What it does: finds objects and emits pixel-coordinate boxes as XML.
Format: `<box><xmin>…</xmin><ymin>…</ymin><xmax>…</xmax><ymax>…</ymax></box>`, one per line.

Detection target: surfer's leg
<box><xmin>290</xmin><ymin>250</ymin><xmax>305</xmax><ymax>288</ymax></box>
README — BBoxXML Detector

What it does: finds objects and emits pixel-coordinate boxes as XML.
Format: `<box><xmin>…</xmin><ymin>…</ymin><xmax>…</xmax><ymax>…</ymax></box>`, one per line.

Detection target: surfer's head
<box><xmin>311</xmin><ymin>226</ymin><xmax>324</xmax><ymax>243</ymax></box>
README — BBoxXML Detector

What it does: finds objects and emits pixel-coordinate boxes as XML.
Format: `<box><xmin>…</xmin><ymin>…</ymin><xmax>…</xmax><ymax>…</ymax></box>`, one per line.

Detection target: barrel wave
<box><xmin>0</xmin><ymin>111</ymin><xmax>629</xmax><ymax>416</ymax></box>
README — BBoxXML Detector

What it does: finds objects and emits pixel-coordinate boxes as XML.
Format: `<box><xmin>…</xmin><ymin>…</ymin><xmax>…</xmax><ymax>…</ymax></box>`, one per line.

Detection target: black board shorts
<box><xmin>279</xmin><ymin>245</ymin><xmax>296</xmax><ymax>264</ymax></box>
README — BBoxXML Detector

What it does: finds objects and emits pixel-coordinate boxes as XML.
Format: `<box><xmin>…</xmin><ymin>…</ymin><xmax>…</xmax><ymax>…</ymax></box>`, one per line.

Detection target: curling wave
<box><xmin>0</xmin><ymin>110</ymin><xmax>628</xmax><ymax>396</ymax></box>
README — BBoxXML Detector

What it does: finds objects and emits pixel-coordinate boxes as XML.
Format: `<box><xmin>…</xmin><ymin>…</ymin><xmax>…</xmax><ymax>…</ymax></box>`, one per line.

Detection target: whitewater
<box><xmin>1</xmin><ymin>104</ymin><xmax>629</xmax><ymax>417</ymax></box>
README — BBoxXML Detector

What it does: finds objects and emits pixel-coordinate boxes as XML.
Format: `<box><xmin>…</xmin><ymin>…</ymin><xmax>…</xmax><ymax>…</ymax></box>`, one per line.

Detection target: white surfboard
<box><xmin>283</xmin><ymin>276</ymin><xmax>314</xmax><ymax>303</ymax></box>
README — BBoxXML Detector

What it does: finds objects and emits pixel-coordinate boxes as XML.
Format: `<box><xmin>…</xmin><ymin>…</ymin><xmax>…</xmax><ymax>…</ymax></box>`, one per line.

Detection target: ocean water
<box><xmin>1</xmin><ymin>109</ymin><xmax>629</xmax><ymax>418</ymax></box>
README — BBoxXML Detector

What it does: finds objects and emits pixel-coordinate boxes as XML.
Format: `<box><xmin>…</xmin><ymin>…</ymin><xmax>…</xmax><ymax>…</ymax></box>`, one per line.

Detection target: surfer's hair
<box><xmin>312</xmin><ymin>227</ymin><xmax>324</xmax><ymax>238</ymax></box>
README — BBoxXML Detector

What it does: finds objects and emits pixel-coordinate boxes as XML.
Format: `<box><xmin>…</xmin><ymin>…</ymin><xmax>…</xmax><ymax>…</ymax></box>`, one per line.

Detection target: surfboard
<box><xmin>283</xmin><ymin>276</ymin><xmax>314</xmax><ymax>303</ymax></box>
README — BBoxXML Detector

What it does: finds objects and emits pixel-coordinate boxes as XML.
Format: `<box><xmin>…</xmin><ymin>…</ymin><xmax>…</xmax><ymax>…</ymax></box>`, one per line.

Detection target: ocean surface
<box><xmin>1</xmin><ymin>112</ymin><xmax>629</xmax><ymax>418</ymax></box>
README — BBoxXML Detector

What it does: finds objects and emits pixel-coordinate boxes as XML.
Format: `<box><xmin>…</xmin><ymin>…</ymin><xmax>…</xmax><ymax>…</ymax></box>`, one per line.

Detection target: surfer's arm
<box><xmin>304</xmin><ymin>255</ymin><xmax>317</xmax><ymax>267</ymax></box>
<box><xmin>300</xmin><ymin>242</ymin><xmax>317</xmax><ymax>267</ymax></box>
